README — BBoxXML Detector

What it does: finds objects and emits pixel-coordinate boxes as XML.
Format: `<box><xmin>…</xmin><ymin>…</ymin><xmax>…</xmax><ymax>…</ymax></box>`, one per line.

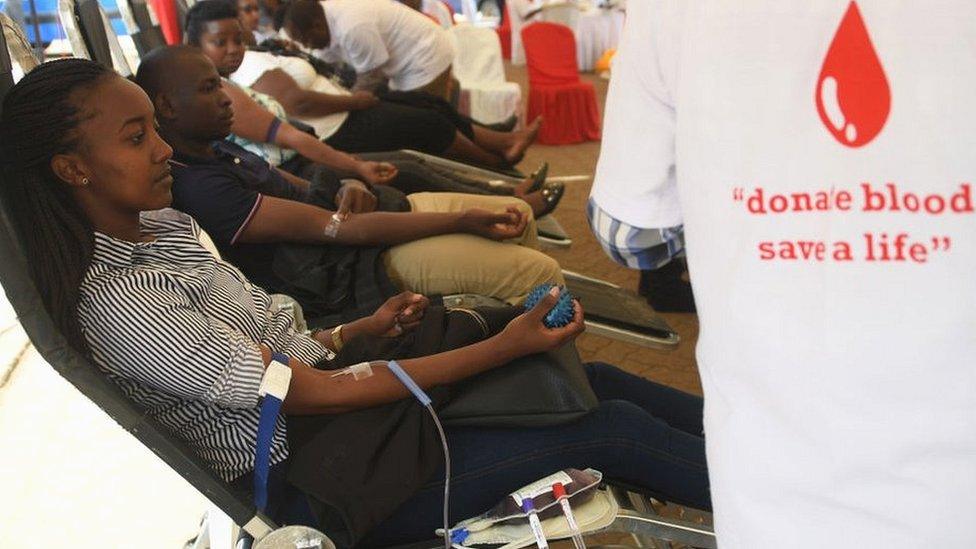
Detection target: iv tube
<box><xmin>520</xmin><ymin>498</ymin><xmax>549</xmax><ymax>549</ymax></box>
<box><xmin>552</xmin><ymin>482</ymin><xmax>586</xmax><ymax>549</ymax></box>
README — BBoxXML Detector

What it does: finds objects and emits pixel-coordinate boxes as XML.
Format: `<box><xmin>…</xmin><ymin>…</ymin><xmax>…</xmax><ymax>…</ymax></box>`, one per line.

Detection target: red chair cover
<box><xmin>149</xmin><ymin>0</ymin><xmax>181</xmax><ymax>44</ymax></box>
<box><xmin>522</xmin><ymin>22</ymin><xmax>601</xmax><ymax>145</ymax></box>
<box><xmin>496</xmin><ymin>6</ymin><xmax>512</xmax><ymax>60</ymax></box>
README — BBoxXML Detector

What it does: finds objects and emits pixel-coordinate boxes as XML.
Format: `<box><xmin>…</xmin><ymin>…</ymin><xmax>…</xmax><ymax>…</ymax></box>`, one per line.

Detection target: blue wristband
<box><xmin>265</xmin><ymin>117</ymin><xmax>283</xmax><ymax>143</ymax></box>
<box><xmin>255</xmin><ymin>351</ymin><xmax>289</xmax><ymax>512</ymax></box>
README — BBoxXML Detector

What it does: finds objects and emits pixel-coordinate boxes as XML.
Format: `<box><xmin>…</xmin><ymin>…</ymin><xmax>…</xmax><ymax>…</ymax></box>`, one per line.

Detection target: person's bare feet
<box><xmin>514</xmin><ymin>176</ymin><xmax>537</xmax><ymax>197</ymax></box>
<box><xmin>520</xmin><ymin>190</ymin><xmax>548</xmax><ymax>217</ymax></box>
<box><xmin>504</xmin><ymin>117</ymin><xmax>543</xmax><ymax>165</ymax></box>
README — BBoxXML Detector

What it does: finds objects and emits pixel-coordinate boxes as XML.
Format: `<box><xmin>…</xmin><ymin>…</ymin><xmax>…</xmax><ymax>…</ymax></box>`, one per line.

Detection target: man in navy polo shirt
<box><xmin>136</xmin><ymin>46</ymin><xmax>563</xmax><ymax>327</ymax></box>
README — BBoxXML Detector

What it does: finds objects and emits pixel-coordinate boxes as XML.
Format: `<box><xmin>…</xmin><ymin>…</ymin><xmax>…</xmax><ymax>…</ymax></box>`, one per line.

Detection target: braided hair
<box><xmin>0</xmin><ymin>58</ymin><xmax>115</xmax><ymax>353</ymax></box>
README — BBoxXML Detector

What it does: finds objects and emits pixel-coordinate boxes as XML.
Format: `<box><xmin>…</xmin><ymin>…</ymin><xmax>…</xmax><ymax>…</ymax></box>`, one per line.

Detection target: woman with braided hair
<box><xmin>0</xmin><ymin>60</ymin><xmax>115</xmax><ymax>350</ymax></box>
<box><xmin>0</xmin><ymin>58</ymin><xmax>708</xmax><ymax>547</ymax></box>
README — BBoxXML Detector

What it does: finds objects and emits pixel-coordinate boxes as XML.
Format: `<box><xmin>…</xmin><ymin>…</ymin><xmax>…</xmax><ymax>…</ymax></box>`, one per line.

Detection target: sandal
<box><xmin>536</xmin><ymin>181</ymin><xmax>564</xmax><ymax>218</ymax></box>
<box><xmin>525</xmin><ymin>162</ymin><xmax>549</xmax><ymax>194</ymax></box>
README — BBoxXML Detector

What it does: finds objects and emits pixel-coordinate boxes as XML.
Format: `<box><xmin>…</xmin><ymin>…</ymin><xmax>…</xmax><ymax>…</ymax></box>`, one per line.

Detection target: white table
<box><xmin>574</xmin><ymin>6</ymin><xmax>624</xmax><ymax>72</ymax></box>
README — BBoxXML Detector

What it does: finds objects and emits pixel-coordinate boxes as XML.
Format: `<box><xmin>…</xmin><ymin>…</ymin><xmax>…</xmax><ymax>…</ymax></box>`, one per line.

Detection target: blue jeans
<box><xmin>362</xmin><ymin>362</ymin><xmax>710</xmax><ymax>546</ymax></box>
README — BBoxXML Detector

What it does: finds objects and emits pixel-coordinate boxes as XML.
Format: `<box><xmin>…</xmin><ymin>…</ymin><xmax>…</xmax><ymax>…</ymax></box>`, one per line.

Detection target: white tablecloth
<box><xmin>574</xmin><ymin>8</ymin><xmax>625</xmax><ymax>72</ymax></box>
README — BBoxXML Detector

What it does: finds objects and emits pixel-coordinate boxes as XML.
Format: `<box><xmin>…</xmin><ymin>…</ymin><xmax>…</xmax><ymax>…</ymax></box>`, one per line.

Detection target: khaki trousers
<box><xmin>383</xmin><ymin>193</ymin><xmax>564</xmax><ymax>304</ymax></box>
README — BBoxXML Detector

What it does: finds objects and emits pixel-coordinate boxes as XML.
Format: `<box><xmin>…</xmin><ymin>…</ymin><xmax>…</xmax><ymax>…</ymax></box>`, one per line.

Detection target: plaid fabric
<box><xmin>586</xmin><ymin>198</ymin><xmax>684</xmax><ymax>270</ymax></box>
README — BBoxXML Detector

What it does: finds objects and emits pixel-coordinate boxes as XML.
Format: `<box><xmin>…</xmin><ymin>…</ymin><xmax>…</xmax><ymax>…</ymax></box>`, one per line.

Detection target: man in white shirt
<box><xmin>399</xmin><ymin>0</ymin><xmax>455</xmax><ymax>29</ymax></box>
<box><xmin>283</xmin><ymin>0</ymin><xmax>456</xmax><ymax>99</ymax></box>
<box><xmin>590</xmin><ymin>1</ymin><xmax>976</xmax><ymax>547</ymax></box>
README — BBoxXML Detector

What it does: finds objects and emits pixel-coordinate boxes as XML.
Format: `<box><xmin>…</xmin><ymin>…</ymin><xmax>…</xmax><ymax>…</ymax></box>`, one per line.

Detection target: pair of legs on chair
<box><xmin>362</xmin><ymin>362</ymin><xmax>710</xmax><ymax>546</ymax></box>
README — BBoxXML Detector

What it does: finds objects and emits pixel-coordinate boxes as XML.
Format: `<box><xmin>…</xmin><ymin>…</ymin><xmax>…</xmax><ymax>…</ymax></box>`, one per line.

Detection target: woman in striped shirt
<box><xmin>0</xmin><ymin>59</ymin><xmax>709</xmax><ymax>546</ymax></box>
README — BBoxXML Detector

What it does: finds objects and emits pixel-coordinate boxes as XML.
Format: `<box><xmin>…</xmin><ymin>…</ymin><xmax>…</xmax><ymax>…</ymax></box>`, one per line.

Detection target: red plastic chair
<box><xmin>522</xmin><ymin>22</ymin><xmax>601</xmax><ymax>145</ymax></box>
<box><xmin>496</xmin><ymin>5</ymin><xmax>512</xmax><ymax>60</ymax></box>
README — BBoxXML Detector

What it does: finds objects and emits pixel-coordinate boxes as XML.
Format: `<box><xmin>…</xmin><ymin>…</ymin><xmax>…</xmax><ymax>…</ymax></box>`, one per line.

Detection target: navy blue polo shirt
<box><xmin>170</xmin><ymin>141</ymin><xmax>401</xmax><ymax>326</ymax></box>
<box><xmin>169</xmin><ymin>141</ymin><xmax>310</xmax><ymax>290</ymax></box>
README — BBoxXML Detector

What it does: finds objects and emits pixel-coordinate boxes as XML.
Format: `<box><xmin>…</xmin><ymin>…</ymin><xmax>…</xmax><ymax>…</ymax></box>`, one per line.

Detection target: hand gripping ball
<box><xmin>523</xmin><ymin>283</ymin><xmax>575</xmax><ymax>328</ymax></box>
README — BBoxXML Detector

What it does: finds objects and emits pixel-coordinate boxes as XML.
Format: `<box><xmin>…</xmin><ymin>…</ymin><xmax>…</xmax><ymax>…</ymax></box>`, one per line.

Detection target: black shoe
<box><xmin>638</xmin><ymin>258</ymin><xmax>697</xmax><ymax>313</ymax></box>
<box><xmin>525</xmin><ymin>162</ymin><xmax>549</xmax><ymax>194</ymax></box>
<box><xmin>536</xmin><ymin>181</ymin><xmax>564</xmax><ymax>217</ymax></box>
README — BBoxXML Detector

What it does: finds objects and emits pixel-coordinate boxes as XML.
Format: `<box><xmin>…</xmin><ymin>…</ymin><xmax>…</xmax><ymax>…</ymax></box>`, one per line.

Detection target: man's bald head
<box><xmin>134</xmin><ymin>45</ymin><xmax>235</xmax><ymax>144</ymax></box>
<box><xmin>135</xmin><ymin>45</ymin><xmax>214</xmax><ymax>106</ymax></box>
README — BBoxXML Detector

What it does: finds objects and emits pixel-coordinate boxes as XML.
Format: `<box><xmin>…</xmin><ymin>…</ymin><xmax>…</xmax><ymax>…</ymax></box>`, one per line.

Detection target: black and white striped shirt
<box><xmin>77</xmin><ymin>209</ymin><xmax>330</xmax><ymax>481</ymax></box>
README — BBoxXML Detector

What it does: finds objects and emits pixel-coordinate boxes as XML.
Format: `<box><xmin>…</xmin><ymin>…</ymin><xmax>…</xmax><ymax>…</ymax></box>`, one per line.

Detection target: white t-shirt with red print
<box><xmin>591</xmin><ymin>1</ymin><xmax>976</xmax><ymax>547</ymax></box>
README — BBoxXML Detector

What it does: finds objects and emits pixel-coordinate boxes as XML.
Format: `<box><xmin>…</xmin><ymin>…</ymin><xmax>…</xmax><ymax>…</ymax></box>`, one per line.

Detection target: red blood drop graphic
<box><xmin>815</xmin><ymin>1</ymin><xmax>891</xmax><ymax>148</ymax></box>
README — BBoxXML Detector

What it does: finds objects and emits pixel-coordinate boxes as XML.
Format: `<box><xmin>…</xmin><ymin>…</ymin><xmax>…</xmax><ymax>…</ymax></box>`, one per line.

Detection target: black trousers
<box><xmin>325</xmin><ymin>101</ymin><xmax>457</xmax><ymax>155</ymax></box>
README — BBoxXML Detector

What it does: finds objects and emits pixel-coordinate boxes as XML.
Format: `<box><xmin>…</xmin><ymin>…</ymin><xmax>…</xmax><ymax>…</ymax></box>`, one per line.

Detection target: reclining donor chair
<box><xmin>114</xmin><ymin>0</ymin><xmax>167</xmax><ymax>57</ymax></box>
<box><xmin>56</xmin><ymin>0</ymin><xmax>135</xmax><ymax>76</ymax></box>
<box><xmin>0</xmin><ymin>18</ymin><xmax>714</xmax><ymax>549</ymax></box>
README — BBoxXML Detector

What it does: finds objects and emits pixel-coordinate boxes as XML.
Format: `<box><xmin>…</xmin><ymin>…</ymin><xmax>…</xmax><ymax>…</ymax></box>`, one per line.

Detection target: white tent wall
<box><xmin>0</xmin><ymin>290</ymin><xmax>209</xmax><ymax>548</ymax></box>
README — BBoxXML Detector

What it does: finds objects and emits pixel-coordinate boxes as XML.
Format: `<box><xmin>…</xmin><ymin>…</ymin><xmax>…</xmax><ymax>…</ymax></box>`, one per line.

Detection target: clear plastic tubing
<box><xmin>552</xmin><ymin>482</ymin><xmax>586</xmax><ymax>549</ymax></box>
<box><xmin>520</xmin><ymin>498</ymin><xmax>549</xmax><ymax>549</ymax></box>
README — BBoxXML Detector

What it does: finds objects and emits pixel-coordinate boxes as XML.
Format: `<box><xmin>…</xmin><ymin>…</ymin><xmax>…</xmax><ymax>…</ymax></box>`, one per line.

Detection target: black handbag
<box><xmin>332</xmin><ymin>304</ymin><xmax>598</xmax><ymax>427</ymax></box>
<box><xmin>287</xmin><ymin>305</ymin><xmax>597</xmax><ymax>546</ymax></box>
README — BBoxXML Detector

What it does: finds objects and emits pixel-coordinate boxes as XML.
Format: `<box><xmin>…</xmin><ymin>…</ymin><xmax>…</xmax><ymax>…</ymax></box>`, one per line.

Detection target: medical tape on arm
<box><xmin>329</xmin><ymin>361</ymin><xmax>375</xmax><ymax>380</ymax></box>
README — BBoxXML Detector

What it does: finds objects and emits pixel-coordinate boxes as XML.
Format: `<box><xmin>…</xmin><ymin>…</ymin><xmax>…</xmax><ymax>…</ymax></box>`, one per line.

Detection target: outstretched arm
<box><xmin>251</xmin><ymin>68</ymin><xmax>371</xmax><ymax>117</ymax></box>
<box><xmin>276</xmin><ymin>290</ymin><xmax>584</xmax><ymax>415</ymax></box>
<box><xmin>223</xmin><ymin>80</ymin><xmax>357</xmax><ymax>172</ymax></box>
<box><xmin>239</xmin><ymin>195</ymin><xmax>528</xmax><ymax>246</ymax></box>
<box><xmin>222</xmin><ymin>81</ymin><xmax>396</xmax><ymax>184</ymax></box>
<box><xmin>274</xmin><ymin>120</ymin><xmax>396</xmax><ymax>185</ymax></box>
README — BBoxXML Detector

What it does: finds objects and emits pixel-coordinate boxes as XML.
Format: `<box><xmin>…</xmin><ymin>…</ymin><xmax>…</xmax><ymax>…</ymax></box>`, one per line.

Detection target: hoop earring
<box><xmin>81</xmin><ymin>177</ymin><xmax>90</xmax><ymax>186</ymax></box>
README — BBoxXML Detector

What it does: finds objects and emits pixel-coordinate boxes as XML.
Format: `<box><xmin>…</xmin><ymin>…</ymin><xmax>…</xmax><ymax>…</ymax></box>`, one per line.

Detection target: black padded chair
<box><xmin>1</xmin><ymin>11</ymin><xmax>38</xmax><ymax>78</ymax></box>
<box><xmin>57</xmin><ymin>0</ymin><xmax>134</xmax><ymax>76</ymax></box>
<box><xmin>116</xmin><ymin>0</ymin><xmax>166</xmax><ymax>56</ymax></box>
<box><xmin>0</xmin><ymin>17</ymin><xmax>15</xmax><ymax>112</ymax></box>
<box><xmin>0</xmin><ymin>202</ymin><xmax>285</xmax><ymax>543</ymax></box>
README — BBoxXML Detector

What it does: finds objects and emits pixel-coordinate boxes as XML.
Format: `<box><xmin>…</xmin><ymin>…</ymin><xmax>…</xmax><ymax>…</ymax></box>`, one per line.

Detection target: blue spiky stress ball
<box><xmin>523</xmin><ymin>283</ymin><xmax>575</xmax><ymax>328</ymax></box>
